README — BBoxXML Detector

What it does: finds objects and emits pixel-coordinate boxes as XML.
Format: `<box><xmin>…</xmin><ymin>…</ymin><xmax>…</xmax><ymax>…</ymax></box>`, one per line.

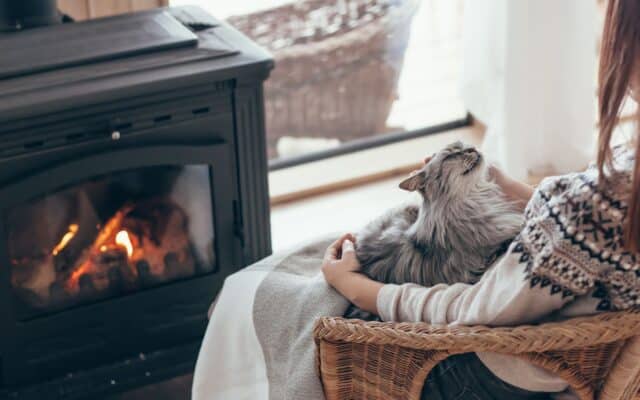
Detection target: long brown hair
<box><xmin>598</xmin><ymin>0</ymin><xmax>640</xmax><ymax>252</ymax></box>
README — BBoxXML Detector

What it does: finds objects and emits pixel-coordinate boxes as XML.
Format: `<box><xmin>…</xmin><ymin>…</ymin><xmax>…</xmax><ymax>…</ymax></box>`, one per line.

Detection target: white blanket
<box><xmin>192</xmin><ymin>236</ymin><xmax>348</xmax><ymax>400</ymax></box>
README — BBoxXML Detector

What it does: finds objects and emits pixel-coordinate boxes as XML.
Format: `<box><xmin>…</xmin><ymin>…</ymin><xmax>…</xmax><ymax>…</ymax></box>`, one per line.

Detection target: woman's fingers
<box><xmin>324</xmin><ymin>244</ymin><xmax>338</xmax><ymax>261</ymax></box>
<box><xmin>323</xmin><ymin>235</ymin><xmax>362</xmax><ymax>284</ymax></box>
<box><xmin>325</xmin><ymin>233</ymin><xmax>354</xmax><ymax>260</ymax></box>
<box><xmin>342</xmin><ymin>239</ymin><xmax>356</xmax><ymax>257</ymax></box>
<box><xmin>340</xmin><ymin>239</ymin><xmax>361</xmax><ymax>272</ymax></box>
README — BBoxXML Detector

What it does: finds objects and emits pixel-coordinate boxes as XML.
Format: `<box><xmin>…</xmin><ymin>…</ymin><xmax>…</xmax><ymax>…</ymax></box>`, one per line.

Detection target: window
<box><xmin>171</xmin><ymin>0</ymin><xmax>468</xmax><ymax>167</ymax></box>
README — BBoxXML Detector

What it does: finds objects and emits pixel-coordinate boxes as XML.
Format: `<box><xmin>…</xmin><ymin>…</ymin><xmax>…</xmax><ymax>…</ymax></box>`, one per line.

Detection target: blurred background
<box><xmin>58</xmin><ymin>0</ymin><xmax>471</xmax><ymax>166</ymax></box>
<box><xmin>172</xmin><ymin>0</ymin><xmax>467</xmax><ymax>162</ymax></box>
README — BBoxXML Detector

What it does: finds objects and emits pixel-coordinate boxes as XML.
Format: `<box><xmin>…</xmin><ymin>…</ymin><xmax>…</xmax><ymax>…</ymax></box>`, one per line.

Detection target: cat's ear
<box><xmin>399</xmin><ymin>171</ymin><xmax>426</xmax><ymax>192</ymax></box>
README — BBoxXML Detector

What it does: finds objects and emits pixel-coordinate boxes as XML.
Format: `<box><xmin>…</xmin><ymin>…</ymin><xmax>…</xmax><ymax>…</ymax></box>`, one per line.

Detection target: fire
<box><xmin>40</xmin><ymin>199</ymin><xmax>193</xmax><ymax>297</ymax></box>
<box><xmin>67</xmin><ymin>219</ymin><xmax>136</xmax><ymax>289</ymax></box>
<box><xmin>115</xmin><ymin>230</ymin><xmax>134</xmax><ymax>258</ymax></box>
<box><xmin>52</xmin><ymin>224</ymin><xmax>79</xmax><ymax>256</ymax></box>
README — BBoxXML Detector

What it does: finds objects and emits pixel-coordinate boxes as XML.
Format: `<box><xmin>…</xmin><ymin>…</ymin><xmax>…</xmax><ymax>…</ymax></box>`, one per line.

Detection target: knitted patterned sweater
<box><xmin>376</xmin><ymin>148</ymin><xmax>637</xmax><ymax>395</ymax></box>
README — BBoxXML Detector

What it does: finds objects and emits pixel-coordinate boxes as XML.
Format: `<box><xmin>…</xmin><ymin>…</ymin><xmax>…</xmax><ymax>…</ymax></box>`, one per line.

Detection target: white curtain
<box><xmin>460</xmin><ymin>0</ymin><xmax>597</xmax><ymax>180</ymax></box>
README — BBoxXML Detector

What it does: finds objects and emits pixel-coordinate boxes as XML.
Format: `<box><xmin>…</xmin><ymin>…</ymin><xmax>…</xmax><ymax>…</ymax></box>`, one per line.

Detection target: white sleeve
<box><xmin>376</xmin><ymin>246</ymin><xmax>574</xmax><ymax>326</ymax></box>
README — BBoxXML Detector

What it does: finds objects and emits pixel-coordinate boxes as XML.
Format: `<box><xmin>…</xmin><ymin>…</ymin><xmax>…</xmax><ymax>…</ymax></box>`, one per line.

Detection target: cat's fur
<box><xmin>345</xmin><ymin>141</ymin><xmax>524</xmax><ymax>319</ymax></box>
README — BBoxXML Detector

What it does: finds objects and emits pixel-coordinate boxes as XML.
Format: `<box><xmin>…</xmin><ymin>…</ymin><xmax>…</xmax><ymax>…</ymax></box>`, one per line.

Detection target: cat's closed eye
<box><xmin>443</xmin><ymin>151</ymin><xmax>463</xmax><ymax>161</ymax></box>
<box><xmin>443</xmin><ymin>148</ymin><xmax>475</xmax><ymax>161</ymax></box>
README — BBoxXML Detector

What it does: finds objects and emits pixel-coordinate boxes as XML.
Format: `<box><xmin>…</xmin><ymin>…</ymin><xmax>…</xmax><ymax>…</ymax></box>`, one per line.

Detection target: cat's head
<box><xmin>399</xmin><ymin>141</ymin><xmax>487</xmax><ymax>199</ymax></box>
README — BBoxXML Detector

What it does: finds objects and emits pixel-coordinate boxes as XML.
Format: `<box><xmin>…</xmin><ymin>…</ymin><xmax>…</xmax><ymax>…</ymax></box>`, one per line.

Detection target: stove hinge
<box><xmin>233</xmin><ymin>200</ymin><xmax>245</xmax><ymax>247</ymax></box>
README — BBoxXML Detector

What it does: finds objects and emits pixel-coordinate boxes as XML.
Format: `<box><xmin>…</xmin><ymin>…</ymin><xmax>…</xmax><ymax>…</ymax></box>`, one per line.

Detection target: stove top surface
<box><xmin>0</xmin><ymin>6</ymin><xmax>273</xmax><ymax>123</ymax></box>
<box><xmin>0</xmin><ymin>7</ymin><xmax>239</xmax><ymax>80</ymax></box>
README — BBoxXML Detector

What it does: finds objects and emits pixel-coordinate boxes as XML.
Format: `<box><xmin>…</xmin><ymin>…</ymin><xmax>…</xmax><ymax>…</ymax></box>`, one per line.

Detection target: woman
<box><xmin>322</xmin><ymin>0</ymin><xmax>640</xmax><ymax>398</ymax></box>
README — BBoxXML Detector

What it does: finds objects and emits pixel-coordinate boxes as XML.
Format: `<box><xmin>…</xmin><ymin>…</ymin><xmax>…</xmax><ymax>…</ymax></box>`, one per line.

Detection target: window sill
<box><xmin>269</xmin><ymin>122</ymin><xmax>485</xmax><ymax>206</ymax></box>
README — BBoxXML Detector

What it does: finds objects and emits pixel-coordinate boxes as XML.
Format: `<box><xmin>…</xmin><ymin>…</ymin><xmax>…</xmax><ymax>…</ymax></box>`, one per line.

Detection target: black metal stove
<box><xmin>0</xmin><ymin>5</ymin><xmax>273</xmax><ymax>399</ymax></box>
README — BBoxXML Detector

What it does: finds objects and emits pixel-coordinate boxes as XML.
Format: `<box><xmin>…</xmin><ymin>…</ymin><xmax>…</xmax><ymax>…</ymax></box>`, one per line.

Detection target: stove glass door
<box><xmin>7</xmin><ymin>165</ymin><xmax>216</xmax><ymax>319</ymax></box>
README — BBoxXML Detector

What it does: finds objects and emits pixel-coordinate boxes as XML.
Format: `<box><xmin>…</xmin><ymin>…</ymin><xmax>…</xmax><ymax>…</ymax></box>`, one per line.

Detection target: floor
<box><xmin>271</xmin><ymin>174</ymin><xmax>419</xmax><ymax>251</ymax></box>
<box><xmin>270</xmin><ymin>122</ymin><xmax>482</xmax><ymax>198</ymax></box>
<box><xmin>106</xmin><ymin>375</ymin><xmax>192</xmax><ymax>400</ymax></box>
<box><xmin>269</xmin><ymin>122</ymin><xmax>484</xmax><ymax>250</ymax></box>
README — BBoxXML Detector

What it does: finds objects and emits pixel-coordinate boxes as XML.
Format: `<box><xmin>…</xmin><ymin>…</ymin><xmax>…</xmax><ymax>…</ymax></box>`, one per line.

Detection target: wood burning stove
<box><xmin>0</xmin><ymin>6</ymin><xmax>273</xmax><ymax>399</ymax></box>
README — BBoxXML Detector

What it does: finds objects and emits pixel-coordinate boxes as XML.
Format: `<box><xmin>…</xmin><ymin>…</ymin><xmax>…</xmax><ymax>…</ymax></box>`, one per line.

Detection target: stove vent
<box><xmin>0</xmin><ymin>97</ymin><xmax>229</xmax><ymax>160</ymax></box>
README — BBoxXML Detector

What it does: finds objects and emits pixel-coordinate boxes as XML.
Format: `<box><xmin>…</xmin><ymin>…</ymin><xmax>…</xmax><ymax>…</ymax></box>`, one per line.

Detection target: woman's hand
<box><xmin>322</xmin><ymin>233</ymin><xmax>383</xmax><ymax>315</ymax></box>
<box><xmin>423</xmin><ymin>155</ymin><xmax>533</xmax><ymax>211</ymax></box>
<box><xmin>321</xmin><ymin>233</ymin><xmax>360</xmax><ymax>286</ymax></box>
<box><xmin>488</xmin><ymin>164</ymin><xmax>534</xmax><ymax>211</ymax></box>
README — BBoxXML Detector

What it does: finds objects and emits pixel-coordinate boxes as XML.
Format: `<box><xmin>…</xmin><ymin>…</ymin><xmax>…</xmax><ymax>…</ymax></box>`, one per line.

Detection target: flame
<box><xmin>115</xmin><ymin>230</ymin><xmax>134</xmax><ymax>258</ymax></box>
<box><xmin>52</xmin><ymin>224</ymin><xmax>79</xmax><ymax>256</ymax></box>
<box><xmin>66</xmin><ymin>208</ymin><xmax>133</xmax><ymax>290</ymax></box>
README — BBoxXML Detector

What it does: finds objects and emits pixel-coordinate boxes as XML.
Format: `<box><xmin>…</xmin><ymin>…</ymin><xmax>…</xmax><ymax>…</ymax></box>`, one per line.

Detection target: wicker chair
<box><xmin>314</xmin><ymin>310</ymin><xmax>640</xmax><ymax>400</ymax></box>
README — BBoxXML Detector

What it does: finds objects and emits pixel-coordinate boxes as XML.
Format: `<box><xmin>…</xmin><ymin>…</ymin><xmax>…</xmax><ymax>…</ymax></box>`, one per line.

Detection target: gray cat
<box><xmin>345</xmin><ymin>141</ymin><xmax>524</xmax><ymax>319</ymax></box>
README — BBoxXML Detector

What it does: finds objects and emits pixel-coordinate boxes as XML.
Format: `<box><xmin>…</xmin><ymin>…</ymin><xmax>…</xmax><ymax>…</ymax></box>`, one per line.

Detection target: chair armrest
<box><xmin>314</xmin><ymin>311</ymin><xmax>640</xmax><ymax>354</ymax></box>
<box><xmin>314</xmin><ymin>311</ymin><xmax>640</xmax><ymax>400</ymax></box>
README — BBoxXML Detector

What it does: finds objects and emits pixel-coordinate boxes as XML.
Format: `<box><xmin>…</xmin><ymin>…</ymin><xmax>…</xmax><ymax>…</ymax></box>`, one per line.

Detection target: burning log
<box><xmin>107</xmin><ymin>266</ymin><xmax>123</xmax><ymax>295</ymax></box>
<box><xmin>66</xmin><ymin>199</ymin><xmax>195</xmax><ymax>291</ymax></box>
<box><xmin>136</xmin><ymin>260</ymin><xmax>155</xmax><ymax>287</ymax></box>
<box><xmin>11</xmin><ymin>255</ymin><xmax>55</xmax><ymax>303</ymax></box>
<box><xmin>78</xmin><ymin>274</ymin><xmax>95</xmax><ymax>296</ymax></box>
<box><xmin>49</xmin><ymin>281</ymin><xmax>67</xmax><ymax>304</ymax></box>
<box><xmin>164</xmin><ymin>252</ymin><xmax>181</xmax><ymax>280</ymax></box>
<box><xmin>13</xmin><ymin>197</ymin><xmax>199</xmax><ymax>309</ymax></box>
